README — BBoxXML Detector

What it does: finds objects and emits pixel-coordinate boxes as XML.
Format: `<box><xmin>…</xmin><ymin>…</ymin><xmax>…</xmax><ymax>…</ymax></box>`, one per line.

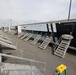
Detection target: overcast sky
<box><xmin>0</xmin><ymin>0</ymin><xmax>76</xmax><ymax>25</ymax></box>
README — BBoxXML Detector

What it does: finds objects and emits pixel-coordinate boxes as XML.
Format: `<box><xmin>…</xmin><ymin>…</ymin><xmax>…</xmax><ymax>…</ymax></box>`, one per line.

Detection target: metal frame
<box><xmin>0</xmin><ymin>53</ymin><xmax>46</xmax><ymax>75</ymax></box>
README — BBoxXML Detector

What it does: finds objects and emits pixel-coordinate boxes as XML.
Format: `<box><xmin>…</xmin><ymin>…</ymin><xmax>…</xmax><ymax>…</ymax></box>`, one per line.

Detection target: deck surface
<box><xmin>1</xmin><ymin>31</ymin><xmax>76</xmax><ymax>75</ymax></box>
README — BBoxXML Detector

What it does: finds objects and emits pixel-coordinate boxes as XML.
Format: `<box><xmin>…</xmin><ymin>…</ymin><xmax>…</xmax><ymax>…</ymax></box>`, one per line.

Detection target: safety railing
<box><xmin>0</xmin><ymin>53</ymin><xmax>46</xmax><ymax>75</ymax></box>
<box><xmin>54</xmin><ymin>36</ymin><xmax>62</xmax><ymax>51</ymax></box>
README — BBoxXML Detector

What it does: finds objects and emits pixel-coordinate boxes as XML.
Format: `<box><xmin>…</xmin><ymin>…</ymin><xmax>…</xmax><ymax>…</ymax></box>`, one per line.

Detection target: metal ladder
<box><xmin>0</xmin><ymin>31</ymin><xmax>17</xmax><ymax>50</ymax></box>
<box><xmin>0</xmin><ymin>40</ymin><xmax>17</xmax><ymax>49</ymax></box>
<box><xmin>0</xmin><ymin>37</ymin><xmax>12</xmax><ymax>44</ymax></box>
<box><xmin>31</xmin><ymin>35</ymin><xmax>41</xmax><ymax>45</ymax></box>
<box><xmin>20</xmin><ymin>33</ymin><xmax>28</xmax><ymax>40</ymax></box>
<box><xmin>54</xmin><ymin>39</ymin><xmax>71</xmax><ymax>58</ymax></box>
<box><xmin>24</xmin><ymin>34</ymin><xmax>32</xmax><ymax>41</ymax></box>
<box><xmin>18</xmin><ymin>33</ymin><xmax>24</xmax><ymax>38</ymax></box>
<box><xmin>39</xmin><ymin>37</ymin><xmax>52</xmax><ymax>49</ymax></box>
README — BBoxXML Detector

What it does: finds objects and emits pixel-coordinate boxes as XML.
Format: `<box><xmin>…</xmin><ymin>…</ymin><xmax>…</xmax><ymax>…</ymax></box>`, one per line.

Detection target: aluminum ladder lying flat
<box><xmin>24</xmin><ymin>34</ymin><xmax>32</xmax><ymax>41</ymax></box>
<box><xmin>39</xmin><ymin>37</ymin><xmax>52</xmax><ymax>49</ymax></box>
<box><xmin>18</xmin><ymin>33</ymin><xmax>24</xmax><ymax>38</ymax></box>
<box><xmin>31</xmin><ymin>35</ymin><xmax>41</xmax><ymax>45</ymax></box>
<box><xmin>20</xmin><ymin>33</ymin><xmax>28</xmax><ymax>40</ymax></box>
<box><xmin>54</xmin><ymin>40</ymin><xmax>71</xmax><ymax>58</ymax></box>
<box><xmin>0</xmin><ymin>37</ymin><xmax>12</xmax><ymax>44</ymax></box>
<box><xmin>0</xmin><ymin>35</ymin><xmax>8</xmax><ymax>39</ymax></box>
<box><xmin>0</xmin><ymin>40</ymin><xmax>17</xmax><ymax>49</ymax></box>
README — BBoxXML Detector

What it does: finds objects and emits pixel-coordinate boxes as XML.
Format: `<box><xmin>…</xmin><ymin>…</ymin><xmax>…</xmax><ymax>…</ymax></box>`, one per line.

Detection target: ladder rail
<box><xmin>0</xmin><ymin>53</ymin><xmax>46</xmax><ymax>65</ymax></box>
<box><xmin>54</xmin><ymin>36</ymin><xmax>62</xmax><ymax>51</ymax></box>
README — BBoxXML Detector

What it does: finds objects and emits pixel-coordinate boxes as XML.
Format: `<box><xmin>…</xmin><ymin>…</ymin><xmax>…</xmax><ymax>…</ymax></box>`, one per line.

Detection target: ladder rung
<box><xmin>58</xmin><ymin>48</ymin><xmax>66</xmax><ymax>51</ymax></box>
<box><xmin>54</xmin><ymin>52</ymin><xmax>63</xmax><ymax>58</ymax></box>
<box><xmin>56</xmin><ymin>49</ymin><xmax>64</xmax><ymax>53</ymax></box>
<box><xmin>40</xmin><ymin>43</ymin><xmax>48</xmax><ymax>46</ymax></box>
<box><xmin>58</xmin><ymin>47</ymin><xmax>66</xmax><ymax>50</ymax></box>
<box><xmin>59</xmin><ymin>45</ymin><xmax>67</xmax><ymax>47</ymax></box>
<box><xmin>39</xmin><ymin>43</ymin><xmax>49</xmax><ymax>49</ymax></box>
<box><xmin>59</xmin><ymin>46</ymin><xmax>66</xmax><ymax>49</ymax></box>
<box><xmin>55</xmin><ymin>51</ymin><xmax>64</xmax><ymax>55</ymax></box>
<box><xmin>61</xmin><ymin>41</ymin><xmax>70</xmax><ymax>44</ymax></box>
<box><xmin>61</xmin><ymin>43</ymin><xmax>68</xmax><ymax>45</ymax></box>
<box><xmin>39</xmin><ymin>42</ymin><xmax>50</xmax><ymax>47</ymax></box>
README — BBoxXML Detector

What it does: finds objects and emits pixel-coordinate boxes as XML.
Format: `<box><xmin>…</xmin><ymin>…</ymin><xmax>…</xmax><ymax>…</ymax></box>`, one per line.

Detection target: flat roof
<box><xmin>19</xmin><ymin>19</ymin><xmax>76</xmax><ymax>26</ymax></box>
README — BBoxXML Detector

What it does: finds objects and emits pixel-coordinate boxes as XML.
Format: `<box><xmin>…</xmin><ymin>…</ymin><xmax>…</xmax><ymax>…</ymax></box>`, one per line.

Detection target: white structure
<box><xmin>17</xmin><ymin>26</ymin><xmax>22</xmax><ymax>35</ymax></box>
<box><xmin>22</xmin><ymin>24</ymin><xmax>47</xmax><ymax>32</ymax></box>
<box><xmin>8</xmin><ymin>26</ymin><xmax>10</xmax><ymax>32</ymax></box>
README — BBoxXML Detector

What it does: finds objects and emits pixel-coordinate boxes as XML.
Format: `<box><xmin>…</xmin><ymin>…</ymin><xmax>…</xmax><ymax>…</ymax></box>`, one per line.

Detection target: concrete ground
<box><xmin>1</xmin><ymin>31</ymin><xmax>76</xmax><ymax>75</ymax></box>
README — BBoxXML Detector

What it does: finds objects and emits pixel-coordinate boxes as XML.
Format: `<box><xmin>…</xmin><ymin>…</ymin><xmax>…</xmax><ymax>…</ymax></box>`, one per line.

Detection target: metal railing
<box><xmin>54</xmin><ymin>36</ymin><xmax>62</xmax><ymax>51</ymax></box>
<box><xmin>0</xmin><ymin>53</ymin><xmax>46</xmax><ymax>75</ymax></box>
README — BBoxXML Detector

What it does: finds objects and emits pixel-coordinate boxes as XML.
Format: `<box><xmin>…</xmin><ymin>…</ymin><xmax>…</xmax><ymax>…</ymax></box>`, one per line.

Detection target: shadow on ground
<box><xmin>67</xmin><ymin>49</ymin><xmax>76</xmax><ymax>56</ymax></box>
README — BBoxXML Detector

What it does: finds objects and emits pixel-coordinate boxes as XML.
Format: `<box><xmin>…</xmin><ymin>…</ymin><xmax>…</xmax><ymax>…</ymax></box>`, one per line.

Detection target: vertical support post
<box><xmin>8</xmin><ymin>26</ymin><xmax>10</xmax><ymax>32</ymax></box>
<box><xmin>51</xmin><ymin>23</ymin><xmax>55</xmax><ymax>42</ymax></box>
<box><xmin>17</xmin><ymin>26</ymin><xmax>22</xmax><ymax>35</ymax></box>
<box><xmin>6</xmin><ymin>70</ymin><xmax>9</xmax><ymax>75</ymax></box>
<box><xmin>68</xmin><ymin>0</ymin><xmax>72</xmax><ymax>21</ymax></box>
